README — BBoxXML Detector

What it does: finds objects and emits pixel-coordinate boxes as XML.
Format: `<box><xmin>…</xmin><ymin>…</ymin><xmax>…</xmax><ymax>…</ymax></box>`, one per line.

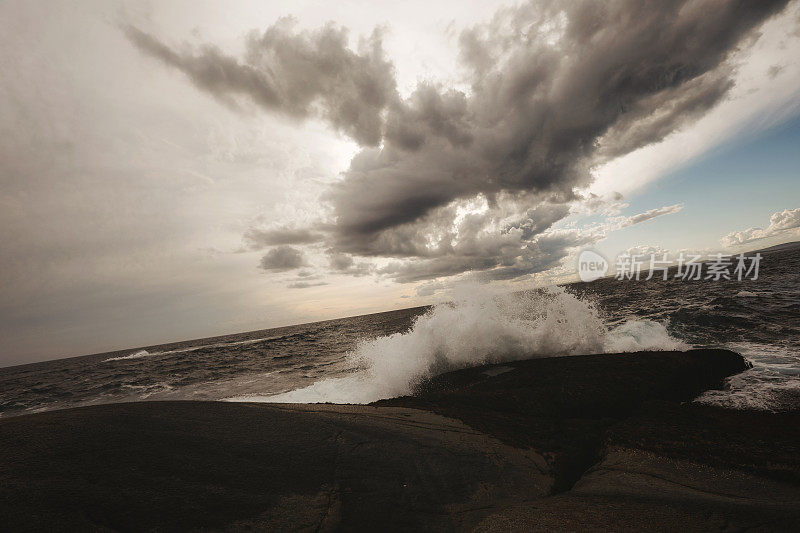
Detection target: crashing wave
<box><xmin>103</xmin><ymin>349</ymin><xmax>152</xmax><ymax>362</ymax></box>
<box><xmin>229</xmin><ymin>284</ymin><xmax>687</xmax><ymax>405</ymax></box>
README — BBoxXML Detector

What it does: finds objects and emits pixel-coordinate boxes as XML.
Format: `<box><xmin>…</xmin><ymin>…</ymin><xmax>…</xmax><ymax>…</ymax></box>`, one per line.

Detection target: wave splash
<box><xmin>232</xmin><ymin>285</ymin><xmax>687</xmax><ymax>405</ymax></box>
<box><xmin>102</xmin><ymin>335</ymin><xmax>295</xmax><ymax>363</ymax></box>
<box><xmin>104</xmin><ymin>350</ymin><xmax>151</xmax><ymax>362</ymax></box>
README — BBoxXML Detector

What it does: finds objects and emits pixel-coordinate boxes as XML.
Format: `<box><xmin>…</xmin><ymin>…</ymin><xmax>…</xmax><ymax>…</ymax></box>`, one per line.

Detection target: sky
<box><xmin>1</xmin><ymin>0</ymin><xmax>799</xmax><ymax>366</ymax></box>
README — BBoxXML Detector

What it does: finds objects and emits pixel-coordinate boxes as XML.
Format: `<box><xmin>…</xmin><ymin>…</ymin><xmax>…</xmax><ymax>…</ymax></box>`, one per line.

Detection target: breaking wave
<box><xmin>104</xmin><ymin>349</ymin><xmax>151</xmax><ymax>362</ymax></box>
<box><xmin>230</xmin><ymin>284</ymin><xmax>687</xmax><ymax>405</ymax></box>
<box><xmin>102</xmin><ymin>335</ymin><xmax>295</xmax><ymax>363</ymax></box>
<box><xmin>696</xmin><ymin>342</ymin><xmax>800</xmax><ymax>410</ymax></box>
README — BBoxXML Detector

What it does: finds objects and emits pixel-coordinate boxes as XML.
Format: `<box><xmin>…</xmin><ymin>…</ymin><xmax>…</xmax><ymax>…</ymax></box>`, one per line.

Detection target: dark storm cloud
<box><xmin>767</xmin><ymin>64</ymin><xmax>785</xmax><ymax>78</ymax></box>
<box><xmin>377</xmin><ymin>227</ymin><xmax>592</xmax><ymax>284</ymax></box>
<box><xmin>506</xmin><ymin>203</ymin><xmax>572</xmax><ymax>241</ymax></box>
<box><xmin>372</xmin><ymin>200</ymin><xmax>684</xmax><ymax>283</ymax></box>
<box><xmin>329</xmin><ymin>252</ymin><xmax>354</xmax><ymax>270</ymax></box>
<box><xmin>128</xmin><ymin>0</ymin><xmax>789</xmax><ymax>282</ymax></box>
<box><xmin>287</xmin><ymin>281</ymin><xmax>328</xmax><ymax>289</ymax></box>
<box><xmin>244</xmin><ymin>226</ymin><xmax>323</xmax><ymax>249</ymax></box>
<box><xmin>328</xmin><ymin>252</ymin><xmax>375</xmax><ymax>277</ymax></box>
<box><xmin>328</xmin><ymin>0</ymin><xmax>787</xmax><ymax>245</ymax></box>
<box><xmin>125</xmin><ymin>18</ymin><xmax>397</xmax><ymax>146</ymax></box>
<box><xmin>259</xmin><ymin>245</ymin><xmax>308</xmax><ymax>271</ymax></box>
<box><xmin>597</xmin><ymin>71</ymin><xmax>735</xmax><ymax>160</ymax></box>
<box><xmin>380</xmin><ymin>256</ymin><xmax>500</xmax><ymax>284</ymax></box>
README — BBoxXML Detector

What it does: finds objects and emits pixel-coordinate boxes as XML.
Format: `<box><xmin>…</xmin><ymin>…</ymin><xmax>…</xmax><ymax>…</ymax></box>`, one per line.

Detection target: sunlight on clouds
<box><xmin>2</xmin><ymin>0</ymin><xmax>798</xmax><ymax>363</ymax></box>
<box><xmin>591</xmin><ymin>4</ymin><xmax>800</xmax><ymax>196</ymax></box>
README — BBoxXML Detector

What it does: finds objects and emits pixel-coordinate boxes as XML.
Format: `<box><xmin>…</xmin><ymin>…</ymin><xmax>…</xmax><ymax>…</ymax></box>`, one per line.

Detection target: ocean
<box><xmin>2</xmin><ymin>244</ymin><xmax>798</xmax><ymax>418</ymax></box>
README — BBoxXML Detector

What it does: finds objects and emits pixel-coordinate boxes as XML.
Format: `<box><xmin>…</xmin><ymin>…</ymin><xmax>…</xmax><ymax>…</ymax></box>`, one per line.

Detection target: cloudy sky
<box><xmin>2</xmin><ymin>0</ymin><xmax>800</xmax><ymax>365</ymax></box>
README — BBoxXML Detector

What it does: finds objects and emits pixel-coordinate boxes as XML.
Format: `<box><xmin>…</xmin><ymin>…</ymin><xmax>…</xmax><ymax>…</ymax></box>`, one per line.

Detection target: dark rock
<box><xmin>378</xmin><ymin>349</ymin><xmax>751</xmax><ymax>491</ymax></box>
<box><xmin>3</xmin><ymin>349</ymin><xmax>797</xmax><ymax>531</ymax></box>
<box><xmin>0</xmin><ymin>403</ymin><xmax>549</xmax><ymax>531</ymax></box>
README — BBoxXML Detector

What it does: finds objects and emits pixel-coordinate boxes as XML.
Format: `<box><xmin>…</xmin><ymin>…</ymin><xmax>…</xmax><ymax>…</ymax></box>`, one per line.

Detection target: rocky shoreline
<box><xmin>1</xmin><ymin>349</ymin><xmax>798</xmax><ymax>530</ymax></box>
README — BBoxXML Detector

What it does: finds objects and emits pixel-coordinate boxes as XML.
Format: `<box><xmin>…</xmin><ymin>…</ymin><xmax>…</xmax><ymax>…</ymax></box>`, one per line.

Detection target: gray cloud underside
<box><xmin>125</xmin><ymin>20</ymin><xmax>395</xmax><ymax>146</ymax></box>
<box><xmin>259</xmin><ymin>245</ymin><xmax>308</xmax><ymax>271</ymax></box>
<box><xmin>328</xmin><ymin>252</ymin><xmax>374</xmax><ymax>276</ymax></box>
<box><xmin>244</xmin><ymin>226</ymin><xmax>323</xmax><ymax>248</ymax></box>
<box><xmin>287</xmin><ymin>281</ymin><xmax>328</xmax><ymax>289</ymax></box>
<box><xmin>128</xmin><ymin>0</ymin><xmax>789</xmax><ymax>283</ymax></box>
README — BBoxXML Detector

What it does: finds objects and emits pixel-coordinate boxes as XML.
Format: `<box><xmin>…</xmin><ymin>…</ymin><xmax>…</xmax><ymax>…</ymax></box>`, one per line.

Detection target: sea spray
<box><xmin>103</xmin><ymin>349</ymin><xmax>151</xmax><ymax>362</ymax></box>
<box><xmin>243</xmin><ymin>284</ymin><xmax>687</xmax><ymax>404</ymax></box>
<box><xmin>7</xmin><ymin>245</ymin><xmax>798</xmax><ymax>417</ymax></box>
<box><xmin>604</xmin><ymin>320</ymin><xmax>687</xmax><ymax>353</ymax></box>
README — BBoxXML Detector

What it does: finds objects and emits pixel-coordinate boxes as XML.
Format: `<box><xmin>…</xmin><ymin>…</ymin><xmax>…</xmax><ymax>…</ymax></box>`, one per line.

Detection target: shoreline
<box><xmin>2</xmin><ymin>349</ymin><xmax>799</xmax><ymax>530</ymax></box>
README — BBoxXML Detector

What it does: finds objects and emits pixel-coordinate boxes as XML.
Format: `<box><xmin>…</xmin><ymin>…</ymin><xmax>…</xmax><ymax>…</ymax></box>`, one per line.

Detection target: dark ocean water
<box><xmin>1</xmin><ymin>244</ymin><xmax>798</xmax><ymax>418</ymax></box>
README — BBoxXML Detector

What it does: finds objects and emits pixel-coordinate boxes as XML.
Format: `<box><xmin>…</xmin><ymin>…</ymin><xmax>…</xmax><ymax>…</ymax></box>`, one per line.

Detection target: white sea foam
<box><xmin>103</xmin><ymin>335</ymin><xmax>290</xmax><ymax>363</ymax></box>
<box><xmin>735</xmin><ymin>290</ymin><xmax>759</xmax><ymax>297</ymax></box>
<box><xmin>696</xmin><ymin>342</ymin><xmax>800</xmax><ymax>410</ymax></box>
<box><xmin>229</xmin><ymin>284</ymin><xmax>687</xmax><ymax>405</ymax></box>
<box><xmin>161</xmin><ymin>335</ymin><xmax>290</xmax><ymax>355</ymax></box>
<box><xmin>604</xmin><ymin>320</ymin><xmax>687</xmax><ymax>352</ymax></box>
<box><xmin>103</xmin><ymin>349</ymin><xmax>151</xmax><ymax>362</ymax></box>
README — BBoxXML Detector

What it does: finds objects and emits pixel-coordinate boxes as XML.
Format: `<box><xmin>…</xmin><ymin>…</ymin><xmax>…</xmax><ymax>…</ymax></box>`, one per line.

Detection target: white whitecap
<box><xmin>103</xmin><ymin>349</ymin><xmax>152</xmax><ymax>362</ymax></box>
<box><xmin>735</xmin><ymin>290</ymin><xmax>759</xmax><ymax>297</ymax></box>
<box><xmin>229</xmin><ymin>284</ymin><xmax>687</xmax><ymax>405</ymax></box>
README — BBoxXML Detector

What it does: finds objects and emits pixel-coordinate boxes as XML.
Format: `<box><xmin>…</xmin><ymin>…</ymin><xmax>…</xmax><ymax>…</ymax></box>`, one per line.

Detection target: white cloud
<box><xmin>606</xmin><ymin>204</ymin><xmax>684</xmax><ymax>230</ymax></box>
<box><xmin>722</xmin><ymin>207</ymin><xmax>800</xmax><ymax>246</ymax></box>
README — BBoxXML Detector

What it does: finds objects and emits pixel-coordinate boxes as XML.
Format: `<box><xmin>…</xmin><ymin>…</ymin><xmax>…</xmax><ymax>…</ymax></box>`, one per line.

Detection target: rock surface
<box><xmin>2</xmin><ymin>349</ymin><xmax>798</xmax><ymax>531</ymax></box>
<box><xmin>0</xmin><ymin>402</ymin><xmax>549</xmax><ymax>531</ymax></box>
<box><xmin>379</xmin><ymin>348</ymin><xmax>757</xmax><ymax>490</ymax></box>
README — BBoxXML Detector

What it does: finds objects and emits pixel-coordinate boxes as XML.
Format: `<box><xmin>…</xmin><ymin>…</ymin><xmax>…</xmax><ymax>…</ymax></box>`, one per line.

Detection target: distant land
<box><xmin>754</xmin><ymin>240</ymin><xmax>800</xmax><ymax>254</ymax></box>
